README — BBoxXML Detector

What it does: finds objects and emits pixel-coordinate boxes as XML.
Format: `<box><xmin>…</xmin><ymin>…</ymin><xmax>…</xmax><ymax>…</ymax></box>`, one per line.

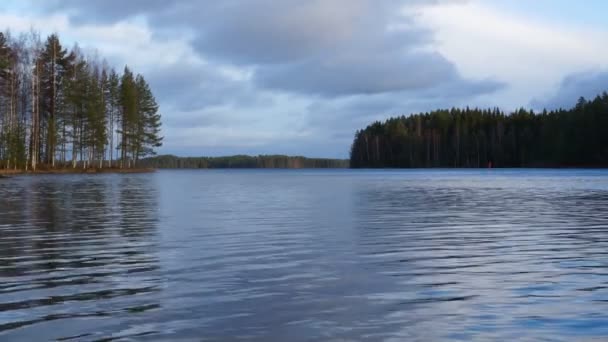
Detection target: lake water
<box><xmin>1</xmin><ymin>169</ymin><xmax>608</xmax><ymax>341</ymax></box>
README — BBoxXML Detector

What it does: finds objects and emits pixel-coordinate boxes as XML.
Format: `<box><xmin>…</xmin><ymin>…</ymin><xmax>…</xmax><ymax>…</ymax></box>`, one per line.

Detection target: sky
<box><xmin>1</xmin><ymin>0</ymin><xmax>607</xmax><ymax>158</ymax></box>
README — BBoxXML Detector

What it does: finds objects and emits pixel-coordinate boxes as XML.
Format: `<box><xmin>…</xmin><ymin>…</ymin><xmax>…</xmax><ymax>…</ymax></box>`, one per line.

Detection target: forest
<box><xmin>141</xmin><ymin>155</ymin><xmax>349</xmax><ymax>169</ymax></box>
<box><xmin>350</xmin><ymin>93</ymin><xmax>608</xmax><ymax>168</ymax></box>
<box><xmin>0</xmin><ymin>31</ymin><xmax>162</xmax><ymax>171</ymax></box>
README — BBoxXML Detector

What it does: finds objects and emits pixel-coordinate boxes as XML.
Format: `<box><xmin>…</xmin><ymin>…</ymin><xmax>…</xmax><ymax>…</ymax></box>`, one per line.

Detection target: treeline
<box><xmin>140</xmin><ymin>155</ymin><xmax>349</xmax><ymax>169</ymax></box>
<box><xmin>0</xmin><ymin>31</ymin><xmax>162</xmax><ymax>171</ymax></box>
<box><xmin>350</xmin><ymin>93</ymin><xmax>608</xmax><ymax>168</ymax></box>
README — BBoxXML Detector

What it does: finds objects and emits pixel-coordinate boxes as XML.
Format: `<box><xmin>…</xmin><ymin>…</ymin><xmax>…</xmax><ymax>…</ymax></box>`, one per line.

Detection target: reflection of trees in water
<box><xmin>119</xmin><ymin>175</ymin><xmax>160</xmax><ymax>238</ymax></box>
<box><xmin>0</xmin><ymin>179</ymin><xmax>29</xmax><ymax>276</ymax></box>
<box><xmin>0</xmin><ymin>176</ymin><xmax>160</xmax><ymax>276</ymax></box>
<box><xmin>0</xmin><ymin>175</ymin><xmax>162</xmax><ymax>334</ymax></box>
<box><xmin>543</xmin><ymin>189</ymin><xmax>608</xmax><ymax>245</ymax></box>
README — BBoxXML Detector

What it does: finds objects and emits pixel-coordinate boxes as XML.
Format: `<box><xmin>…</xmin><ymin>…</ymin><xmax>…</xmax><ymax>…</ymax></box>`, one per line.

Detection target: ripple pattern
<box><xmin>0</xmin><ymin>169</ymin><xmax>608</xmax><ymax>341</ymax></box>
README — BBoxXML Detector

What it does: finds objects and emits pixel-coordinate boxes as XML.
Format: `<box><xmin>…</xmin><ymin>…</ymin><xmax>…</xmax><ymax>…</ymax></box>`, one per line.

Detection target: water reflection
<box><xmin>353</xmin><ymin>175</ymin><xmax>608</xmax><ymax>340</ymax></box>
<box><xmin>1</xmin><ymin>170</ymin><xmax>608</xmax><ymax>341</ymax></box>
<box><xmin>0</xmin><ymin>174</ymin><xmax>161</xmax><ymax>341</ymax></box>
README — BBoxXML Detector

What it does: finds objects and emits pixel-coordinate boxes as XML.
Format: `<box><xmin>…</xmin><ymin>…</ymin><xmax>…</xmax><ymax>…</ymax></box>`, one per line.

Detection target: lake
<box><xmin>1</xmin><ymin>169</ymin><xmax>608</xmax><ymax>341</ymax></box>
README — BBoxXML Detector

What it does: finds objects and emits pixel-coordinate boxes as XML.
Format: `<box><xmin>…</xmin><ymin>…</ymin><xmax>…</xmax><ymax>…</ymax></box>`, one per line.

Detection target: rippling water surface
<box><xmin>1</xmin><ymin>169</ymin><xmax>608</xmax><ymax>341</ymax></box>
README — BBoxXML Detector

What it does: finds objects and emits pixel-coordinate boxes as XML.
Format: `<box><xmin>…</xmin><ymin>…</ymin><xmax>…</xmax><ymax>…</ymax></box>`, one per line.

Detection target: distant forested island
<box><xmin>351</xmin><ymin>93</ymin><xmax>608</xmax><ymax>168</ymax></box>
<box><xmin>0</xmin><ymin>31</ymin><xmax>162</xmax><ymax>172</ymax></box>
<box><xmin>141</xmin><ymin>155</ymin><xmax>349</xmax><ymax>169</ymax></box>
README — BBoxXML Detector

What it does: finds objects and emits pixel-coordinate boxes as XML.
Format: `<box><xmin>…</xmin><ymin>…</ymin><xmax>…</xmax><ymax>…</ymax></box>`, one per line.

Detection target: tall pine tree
<box><xmin>135</xmin><ymin>74</ymin><xmax>163</xmax><ymax>163</ymax></box>
<box><xmin>39</xmin><ymin>34</ymin><xmax>69</xmax><ymax>167</ymax></box>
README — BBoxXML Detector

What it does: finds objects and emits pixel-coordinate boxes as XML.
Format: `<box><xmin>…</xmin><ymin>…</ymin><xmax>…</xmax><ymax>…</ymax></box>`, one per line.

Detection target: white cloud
<box><xmin>0</xmin><ymin>12</ymin><xmax>198</xmax><ymax>71</ymax></box>
<box><xmin>5</xmin><ymin>1</ymin><xmax>608</xmax><ymax>157</ymax></box>
<box><xmin>419</xmin><ymin>1</ymin><xmax>608</xmax><ymax>108</ymax></box>
<box><xmin>0</xmin><ymin>12</ymin><xmax>69</xmax><ymax>33</ymax></box>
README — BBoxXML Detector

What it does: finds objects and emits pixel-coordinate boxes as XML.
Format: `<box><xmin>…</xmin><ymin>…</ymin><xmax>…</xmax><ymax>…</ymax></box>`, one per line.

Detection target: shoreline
<box><xmin>0</xmin><ymin>168</ymin><xmax>156</xmax><ymax>176</ymax></box>
<box><xmin>1</xmin><ymin>167</ymin><xmax>606</xmax><ymax>177</ymax></box>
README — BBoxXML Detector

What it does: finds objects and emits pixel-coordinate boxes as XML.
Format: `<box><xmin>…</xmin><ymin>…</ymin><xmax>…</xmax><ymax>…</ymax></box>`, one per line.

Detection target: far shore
<box><xmin>0</xmin><ymin>167</ymin><xmax>156</xmax><ymax>176</ymax></box>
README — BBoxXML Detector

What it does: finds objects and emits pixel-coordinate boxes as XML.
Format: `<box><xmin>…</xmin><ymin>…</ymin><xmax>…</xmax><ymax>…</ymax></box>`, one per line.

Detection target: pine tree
<box><xmin>0</xmin><ymin>30</ymin><xmax>163</xmax><ymax>171</ymax></box>
<box><xmin>118</xmin><ymin>66</ymin><xmax>137</xmax><ymax>168</ymax></box>
<box><xmin>135</xmin><ymin>74</ymin><xmax>163</xmax><ymax>163</ymax></box>
<box><xmin>85</xmin><ymin>63</ymin><xmax>107</xmax><ymax>168</ymax></box>
<box><xmin>0</xmin><ymin>32</ymin><xmax>27</xmax><ymax>170</ymax></box>
<box><xmin>105</xmin><ymin>68</ymin><xmax>120</xmax><ymax>167</ymax></box>
<box><xmin>57</xmin><ymin>49</ymin><xmax>75</xmax><ymax>166</ymax></box>
<box><xmin>64</xmin><ymin>46</ymin><xmax>88</xmax><ymax>168</ymax></box>
<box><xmin>0</xmin><ymin>32</ymin><xmax>12</xmax><ymax>167</ymax></box>
<box><xmin>39</xmin><ymin>34</ymin><xmax>69</xmax><ymax>167</ymax></box>
<box><xmin>29</xmin><ymin>31</ymin><xmax>43</xmax><ymax>171</ymax></box>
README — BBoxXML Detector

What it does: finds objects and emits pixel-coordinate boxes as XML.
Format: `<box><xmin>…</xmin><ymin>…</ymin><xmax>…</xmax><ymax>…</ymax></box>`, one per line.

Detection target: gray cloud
<box><xmin>187</xmin><ymin>1</ymin><xmax>488</xmax><ymax>97</ymax></box>
<box><xmin>255</xmin><ymin>52</ymin><xmax>456</xmax><ymax>96</ymax></box>
<box><xmin>256</xmin><ymin>53</ymin><xmax>504</xmax><ymax>97</ymax></box>
<box><xmin>531</xmin><ymin>70</ymin><xmax>608</xmax><ymax>110</ymax></box>
<box><xmin>162</xmin><ymin>109</ymin><xmax>262</xmax><ymax>130</ymax></box>
<box><xmin>31</xmin><ymin>0</ymin><xmax>507</xmax><ymax>157</ymax></box>
<box><xmin>189</xmin><ymin>1</ymin><xmax>424</xmax><ymax>64</ymax></box>
<box><xmin>144</xmin><ymin>62</ymin><xmax>271</xmax><ymax>113</ymax></box>
<box><xmin>41</xmin><ymin>0</ymin><xmax>496</xmax><ymax>98</ymax></box>
<box><xmin>39</xmin><ymin>0</ymin><xmax>168</xmax><ymax>23</ymax></box>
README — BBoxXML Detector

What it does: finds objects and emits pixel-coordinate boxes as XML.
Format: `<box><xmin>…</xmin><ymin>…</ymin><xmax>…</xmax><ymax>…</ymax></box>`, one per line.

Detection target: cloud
<box><xmin>0</xmin><ymin>12</ymin><xmax>68</xmax><ymax>32</ymax></box>
<box><xmin>38</xmin><ymin>0</ymin><xmax>168</xmax><ymax>23</ymax></box>
<box><xmin>39</xmin><ymin>0</ymin><xmax>499</xmax><ymax>98</ymax></box>
<box><xmin>188</xmin><ymin>1</ymin><xmax>432</xmax><ymax>64</ymax></box>
<box><xmin>531</xmin><ymin>70</ymin><xmax>608</xmax><ymax>109</ymax></box>
<box><xmin>255</xmin><ymin>52</ymin><xmax>458</xmax><ymax>96</ymax></box>
<box><xmin>145</xmin><ymin>62</ymin><xmax>270</xmax><ymax>112</ymax></box>
<box><xmin>13</xmin><ymin>0</ymin><xmax>512</xmax><ymax>157</ymax></box>
<box><xmin>420</xmin><ymin>1</ymin><xmax>608</xmax><ymax>108</ymax></box>
<box><xmin>188</xmin><ymin>0</ymin><xmax>494</xmax><ymax>97</ymax></box>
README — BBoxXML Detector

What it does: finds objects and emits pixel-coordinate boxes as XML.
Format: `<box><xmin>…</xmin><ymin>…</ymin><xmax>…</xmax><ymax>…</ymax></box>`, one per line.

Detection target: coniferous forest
<box><xmin>350</xmin><ymin>94</ymin><xmax>608</xmax><ymax>168</ymax></box>
<box><xmin>0</xmin><ymin>31</ymin><xmax>162</xmax><ymax>171</ymax></box>
<box><xmin>140</xmin><ymin>155</ymin><xmax>349</xmax><ymax>169</ymax></box>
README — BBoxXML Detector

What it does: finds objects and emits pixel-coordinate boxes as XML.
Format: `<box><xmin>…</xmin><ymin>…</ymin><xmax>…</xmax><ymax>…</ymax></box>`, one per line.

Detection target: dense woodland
<box><xmin>141</xmin><ymin>155</ymin><xmax>349</xmax><ymax>169</ymax></box>
<box><xmin>350</xmin><ymin>94</ymin><xmax>608</xmax><ymax>168</ymax></box>
<box><xmin>0</xmin><ymin>31</ymin><xmax>162</xmax><ymax>171</ymax></box>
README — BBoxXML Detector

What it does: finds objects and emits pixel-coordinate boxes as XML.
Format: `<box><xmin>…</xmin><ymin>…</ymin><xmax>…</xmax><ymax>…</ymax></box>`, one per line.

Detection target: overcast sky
<box><xmin>2</xmin><ymin>0</ymin><xmax>608</xmax><ymax>158</ymax></box>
